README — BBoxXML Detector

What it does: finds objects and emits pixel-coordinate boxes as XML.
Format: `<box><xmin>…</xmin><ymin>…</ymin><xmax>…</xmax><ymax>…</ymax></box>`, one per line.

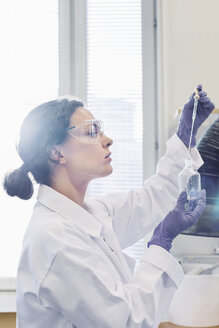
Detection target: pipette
<box><xmin>188</xmin><ymin>88</ymin><xmax>200</xmax><ymax>153</ymax></box>
<box><xmin>178</xmin><ymin>88</ymin><xmax>201</xmax><ymax>200</ymax></box>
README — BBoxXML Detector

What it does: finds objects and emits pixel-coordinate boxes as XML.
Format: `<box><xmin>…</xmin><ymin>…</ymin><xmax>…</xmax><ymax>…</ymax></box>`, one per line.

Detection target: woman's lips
<box><xmin>104</xmin><ymin>152</ymin><xmax>112</xmax><ymax>159</ymax></box>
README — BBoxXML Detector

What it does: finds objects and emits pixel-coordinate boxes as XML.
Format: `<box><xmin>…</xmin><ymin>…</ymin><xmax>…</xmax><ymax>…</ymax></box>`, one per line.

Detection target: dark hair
<box><xmin>3</xmin><ymin>97</ymin><xmax>84</xmax><ymax>200</ymax></box>
<box><xmin>198</xmin><ymin>117</ymin><xmax>219</xmax><ymax>177</ymax></box>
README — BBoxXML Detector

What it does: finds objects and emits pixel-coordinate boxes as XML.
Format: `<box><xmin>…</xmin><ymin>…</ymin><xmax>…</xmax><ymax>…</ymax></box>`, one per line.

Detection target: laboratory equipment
<box><xmin>188</xmin><ymin>89</ymin><xmax>199</xmax><ymax>152</ymax></box>
<box><xmin>183</xmin><ymin>116</ymin><xmax>219</xmax><ymax>237</ymax></box>
<box><xmin>167</xmin><ymin>115</ymin><xmax>219</xmax><ymax>327</ymax></box>
<box><xmin>199</xmin><ymin>262</ymin><xmax>219</xmax><ymax>275</ymax></box>
<box><xmin>178</xmin><ymin>159</ymin><xmax>201</xmax><ymax>200</ymax></box>
<box><xmin>178</xmin><ymin>89</ymin><xmax>202</xmax><ymax>200</ymax></box>
<box><xmin>166</xmin><ymin>252</ymin><xmax>219</xmax><ymax>326</ymax></box>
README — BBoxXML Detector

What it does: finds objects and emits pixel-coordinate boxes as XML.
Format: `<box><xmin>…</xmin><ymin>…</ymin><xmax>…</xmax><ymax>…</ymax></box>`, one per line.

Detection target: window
<box><xmin>0</xmin><ymin>0</ymin><xmax>154</xmax><ymax>276</ymax></box>
<box><xmin>0</xmin><ymin>0</ymin><xmax>58</xmax><ymax>276</ymax></box>
<box><xmin>86</xmin><ymin>0</ymin><xmax>144</xmax><ymax>265</ymax></box>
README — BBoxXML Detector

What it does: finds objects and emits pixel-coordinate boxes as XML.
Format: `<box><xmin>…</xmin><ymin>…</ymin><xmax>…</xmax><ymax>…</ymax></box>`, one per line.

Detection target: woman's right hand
<box><xmin>148</xmin><ymin>190</ymin><xmax>206</xmax><ymax>251</ymax></box>
<box><xmin>177</xmin><ymin>85</ymin><xmax>215</xmax><ymax>148</ymax></box>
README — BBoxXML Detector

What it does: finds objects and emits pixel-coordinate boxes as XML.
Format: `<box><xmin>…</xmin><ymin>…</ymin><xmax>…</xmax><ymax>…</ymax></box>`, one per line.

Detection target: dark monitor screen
<box><xmin>182</xmin><ymin>175</ymin><xmax>219</xmax><ymax>237</ymax></box>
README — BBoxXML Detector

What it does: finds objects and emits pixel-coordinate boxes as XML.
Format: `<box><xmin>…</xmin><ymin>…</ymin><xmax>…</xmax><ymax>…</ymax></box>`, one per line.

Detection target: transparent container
<box><xmin>178</xmin><ymin>159</ymin><xmax>201</xmax><ymax>200</ymax></box>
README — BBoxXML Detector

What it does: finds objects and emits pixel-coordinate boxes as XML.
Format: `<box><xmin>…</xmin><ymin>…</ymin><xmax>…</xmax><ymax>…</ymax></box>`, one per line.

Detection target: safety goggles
<box><xmin>66</xmin><ymin>119</ymin><xmax>104</xmax><ymax>144</ymax></box>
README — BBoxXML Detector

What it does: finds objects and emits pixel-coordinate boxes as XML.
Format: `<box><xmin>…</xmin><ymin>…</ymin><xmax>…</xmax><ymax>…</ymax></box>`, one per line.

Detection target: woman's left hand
<box><xmin>148</xmin><ymin>190</ymin><xmax>206</xmax><ymax>251</ymax></box>
<box><xmin>177</xmin><ymin>84</ymin><xmax>215</xmax><ymax>148</ymax></box>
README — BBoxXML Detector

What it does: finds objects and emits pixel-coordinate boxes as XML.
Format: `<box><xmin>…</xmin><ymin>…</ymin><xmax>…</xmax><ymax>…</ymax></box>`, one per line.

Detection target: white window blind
<box><xmin>86</xmin><ymin>0</ymin><xmax>144</xmax><ymax>265</ymax></box>
<box><xmin>0</xmin><ymin>0</ymin><xmax>58</xmax><ymax>277</ymax></box>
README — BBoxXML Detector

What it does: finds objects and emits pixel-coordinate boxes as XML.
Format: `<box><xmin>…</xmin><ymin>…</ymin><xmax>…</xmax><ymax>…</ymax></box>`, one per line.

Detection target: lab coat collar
<box><xmin>37</xmin><ymin>184</ymin><xmax>102</xmax><ymax>238</ymax></box>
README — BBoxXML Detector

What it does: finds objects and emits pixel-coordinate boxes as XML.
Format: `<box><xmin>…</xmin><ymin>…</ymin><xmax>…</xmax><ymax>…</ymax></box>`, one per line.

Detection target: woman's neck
<box><xmin>50</xmin><ymin>171</ymin><xmax>89</xmax><ymax>207</ymax></box>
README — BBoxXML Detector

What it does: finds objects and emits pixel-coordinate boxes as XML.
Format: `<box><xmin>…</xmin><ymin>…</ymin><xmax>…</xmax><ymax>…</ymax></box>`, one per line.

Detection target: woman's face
<box><xmin>58</xmin><ymin>107</ymin><xmax>113</xmax><ymax>183</ymax></box>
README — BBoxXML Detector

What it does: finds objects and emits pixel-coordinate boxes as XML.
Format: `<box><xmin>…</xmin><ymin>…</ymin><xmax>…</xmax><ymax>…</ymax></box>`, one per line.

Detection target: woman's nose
<box><xmin>102</xmin><ymin>134</ymin><xmax>113</xmax><ymax>147</ymax></box>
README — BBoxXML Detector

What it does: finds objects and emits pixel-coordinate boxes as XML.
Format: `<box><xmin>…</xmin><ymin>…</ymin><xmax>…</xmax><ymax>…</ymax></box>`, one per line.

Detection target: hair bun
<box><xmin>3</xmin><ymin>166</ymin><xmax>33</xmax><ymax>200</ymax></box>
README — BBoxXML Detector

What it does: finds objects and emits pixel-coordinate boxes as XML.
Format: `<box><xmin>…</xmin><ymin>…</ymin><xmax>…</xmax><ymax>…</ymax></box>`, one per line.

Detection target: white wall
<box><xmin>159</xmin><ymin>0</ymin><xmax>219</xmax><ymax>156</ymax></box>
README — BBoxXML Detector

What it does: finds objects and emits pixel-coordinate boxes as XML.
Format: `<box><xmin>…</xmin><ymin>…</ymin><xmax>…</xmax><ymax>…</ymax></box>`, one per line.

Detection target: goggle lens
<box><xmin>67</xmin><ymin>120</ymin><xmax>104</xmax><ymax>144</ymax></box>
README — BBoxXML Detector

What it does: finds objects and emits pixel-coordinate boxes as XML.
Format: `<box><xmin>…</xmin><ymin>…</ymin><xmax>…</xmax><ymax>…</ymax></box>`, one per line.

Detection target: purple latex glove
<box><xmin>177</xmin><ymin>85</ymin><xmax>215</xmax><ymax>148</ymax></box>
<box><xmin>148</xmin><ymin>190</ymin><xmax>206</xmax><ymax>251</ymax></box>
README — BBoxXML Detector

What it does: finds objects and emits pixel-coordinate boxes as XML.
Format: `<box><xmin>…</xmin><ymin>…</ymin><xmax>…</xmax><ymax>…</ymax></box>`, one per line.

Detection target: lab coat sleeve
<box><xmin>38</xmin><ymin>240</ymin><xmax>184</xmax><ymax>328</ymax></box>
<box><xmin>91</xmin><ymin>134</ymin><xmax>203</xmax><ymax>249</ymax></box>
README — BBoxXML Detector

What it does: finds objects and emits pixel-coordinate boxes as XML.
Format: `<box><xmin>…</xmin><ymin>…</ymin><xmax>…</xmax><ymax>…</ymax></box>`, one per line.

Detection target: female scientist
<box><xmin>4</xmin><ymin>85</ymin><xmax>214</xmax><ymax>327</ymax></box>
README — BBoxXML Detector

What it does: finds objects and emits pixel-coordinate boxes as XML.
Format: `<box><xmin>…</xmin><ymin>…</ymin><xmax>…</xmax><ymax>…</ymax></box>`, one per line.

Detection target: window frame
<box><xmin>59</xmin><ymin>0</ymin><xmax>87</xmax><ymax>101</ymax></box>
<box><xmin>59</xmin><ymin>0</ymin><xmax>159</xmax><ymax>178</ymax></box>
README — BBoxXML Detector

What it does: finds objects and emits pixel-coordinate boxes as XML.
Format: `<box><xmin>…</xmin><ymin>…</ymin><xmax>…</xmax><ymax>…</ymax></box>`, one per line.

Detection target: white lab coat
<box><xmin>16</xmin><ymin>134</ymin><xmax>203</xmax><ymax>328</ymax></box>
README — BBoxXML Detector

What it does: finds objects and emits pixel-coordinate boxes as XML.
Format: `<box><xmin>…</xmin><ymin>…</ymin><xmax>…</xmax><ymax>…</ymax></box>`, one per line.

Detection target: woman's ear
<box><xmin>47</xmin><ymin>145</ymin><xmax>66</xmax><ymax>164</ymax></box>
